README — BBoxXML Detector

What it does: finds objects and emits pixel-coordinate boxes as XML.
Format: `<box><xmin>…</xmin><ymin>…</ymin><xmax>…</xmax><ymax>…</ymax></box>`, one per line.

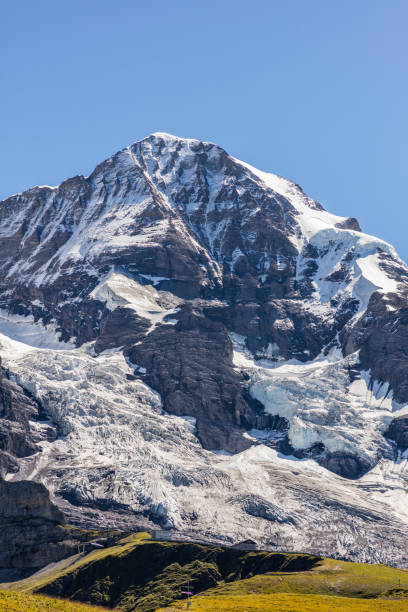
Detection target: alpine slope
<box><xmin>1</xmin><ymin>132</ymin><xmax>408</xmax><ymax>567</ymax></box>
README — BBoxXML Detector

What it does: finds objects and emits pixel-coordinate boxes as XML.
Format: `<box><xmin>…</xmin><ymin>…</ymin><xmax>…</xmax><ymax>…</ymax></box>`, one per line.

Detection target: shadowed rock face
<box><xmin>127</xmin><ymin>304</ymin><xmax>256</xmax><ymax>453</ymax></box>
<box><xmin>95</xmin><ymin>307</ymin><xmax>151</xmax><ymax>354</ymax></box>
<box><xmin>0</xmin><ymin>479</ymin><xmax>64</xmax><ymax>522</ymax></box>
<box><xmin>0</xmin><ymin>363</ymin><xmax>56</xmax><ymax>477</ymax></box>
<box><xmin>319</xmin><ymin>452</ymin><xmax>372</xmax><ymax>480</ymax></box>
<box><xmin>342</xmin><ymin>290</ymin><xmax>408</xmax><ymax>403</ymax></box>
<box><xmin>0</xmin><ymin>480</ymin><xmax>67</xmax><ymax>569</ymax></box>
<box><xmin>385</xmin><ymin>417</ymin><xmax>408</xmax><ymax>451</ymax></box>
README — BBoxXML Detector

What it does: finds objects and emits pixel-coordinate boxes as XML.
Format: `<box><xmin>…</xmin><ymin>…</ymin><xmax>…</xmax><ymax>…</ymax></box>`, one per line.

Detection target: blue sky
<box><xmin>1</xmin><ymin>0</ymin><xmax>407</xmax><ymax>258</ymax></box>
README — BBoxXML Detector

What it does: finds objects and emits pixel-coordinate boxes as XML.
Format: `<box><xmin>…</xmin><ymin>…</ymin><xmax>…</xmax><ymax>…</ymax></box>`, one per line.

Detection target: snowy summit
<box><xmin>1</xmin><ymin>133</ymin><xmax>408</xmax><ymax>566</ymax></box>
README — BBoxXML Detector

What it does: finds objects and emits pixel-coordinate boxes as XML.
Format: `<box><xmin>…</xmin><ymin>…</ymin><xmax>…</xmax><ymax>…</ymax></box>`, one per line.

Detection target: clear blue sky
<box><xmin>1</xmin><ymin>0</ymin><xmax>407</xmax><ymax>259</ymax></box>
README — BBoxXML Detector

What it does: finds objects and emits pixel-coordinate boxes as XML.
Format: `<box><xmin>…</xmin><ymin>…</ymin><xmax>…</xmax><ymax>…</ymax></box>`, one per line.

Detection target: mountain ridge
<box><xmin>1</xmin><ymin>133</ymin><xmax>408</xmax><ymax>566</ymax></box>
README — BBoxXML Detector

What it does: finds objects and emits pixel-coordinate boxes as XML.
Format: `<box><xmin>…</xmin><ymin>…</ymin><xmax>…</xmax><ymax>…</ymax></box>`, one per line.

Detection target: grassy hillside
<box><xmin>1</xmin><ymin>533</ymin><xmax>152</xmax><ymax>595</ymax></box>
<box><xmin>160</xmin><ymin>556</ymin><xmax>408</xmax><ymax>611</ymax></box>
<box><xmin>4</xmin><ymin>532</ymin><xmax>408</xmax><ymax>611</ymax></box>
<box><xmin>0</xmin><ymin>589</ymin><xmax>106</xmax><ymax>611</ymax></box>
<box><xmin>4</xmin><ymin>533</ymin><xmax>321</xmax><ymax>611</ymax></box>
<box><xmin>37</xmin><ymin>536</ymin><xmax>319</xmax><ymax>611</ymax></box>
<box><xmin>159</xmin><ymin>593</ymin><xmax>408</xmax><ymax>611</ymax></box>
<box><xmin>177</xmin><ymin>556</ymin><xmax>408</xmax><ymax>599</ymax></box>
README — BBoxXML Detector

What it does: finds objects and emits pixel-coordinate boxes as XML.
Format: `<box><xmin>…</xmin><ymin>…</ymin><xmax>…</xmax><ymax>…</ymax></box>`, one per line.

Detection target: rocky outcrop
<box><xmin>0</xmin><ymin>361</ymin><xmax>55</xmax><ymax>477</ymax></box>
<box><xmin>0</xmin><ymin>479</ymin><xmax>63</xmax><ymax>522</ymax></box>
<box><xmin>319</xmin><ymin>452</ymin><xmax>372</xmax><ymax>480</ymax></box>
<box><xmin>232</xmin><ymin>494</ymin><xmax>296</xmax><ymax>524</ymax></box>
<box><xmin>335</xmin><ymin>217</ymin><xmax>361</xmax><ymax>231</ymax></box>
<box><xmin>95</xmin><ymin>306</ymin><xmax>151</xmax><ymax>354</ymax></box>
<box><xmin>127</xmin><ymin>304</ymin><xmax>256</xmax><ymax>452</ymax></box>
<box><xmin>385</xmin><ymin>417</ymin><xmax>408</xmax><ymax>451</ymax></box>
<box><xmin>0</xmin><ymin>480</ymin><xmax>72</xmax><ymax>570</ymax></box>
<box><xmin>341</xmin><ymin>290</ymin><xmax>408</xmax><ymax>403</ymax></box>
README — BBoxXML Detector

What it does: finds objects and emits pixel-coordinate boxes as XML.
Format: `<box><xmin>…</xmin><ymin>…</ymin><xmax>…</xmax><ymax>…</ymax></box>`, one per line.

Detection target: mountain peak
<box><xmin>142</xmin><ymin>131</ymin><xmax>201</xmax><ymax>144</ymax></box>
<box><xmin>136</xmin><ymin>131</ymin><xmax>220</xmax><ymax>152</ymax></box>
<box><xmin>149</xmin><ymin>131</ymin><xmax>184</xmax><ymax>139</ymax></box>
<box><xmin>1</xmin><ymin>135</ymin><xmax>408</xmax><ymax>565</ymax></box>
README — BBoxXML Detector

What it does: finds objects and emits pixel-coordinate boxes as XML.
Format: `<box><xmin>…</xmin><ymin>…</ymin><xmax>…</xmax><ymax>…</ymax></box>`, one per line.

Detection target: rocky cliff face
<box><xmin>0</xmin><ymin>361</ymin><xmax>56</xmax><ymax>476</ymax></box>
<box><xmin>1</xmin><ymin>133</ymin><xmax>408</xmax><ymax>566</ymax></box>
<box><xmin>0</xmin><ymin>480</ymin><xmax>70</xmax><ymax>572</ymax></box>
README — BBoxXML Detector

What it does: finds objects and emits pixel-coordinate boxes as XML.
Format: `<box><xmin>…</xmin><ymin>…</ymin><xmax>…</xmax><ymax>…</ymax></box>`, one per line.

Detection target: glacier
<box><xmin>1</xmin><ymin>303</ymin><xmax>408</xmax><ymax>567</ymax></box>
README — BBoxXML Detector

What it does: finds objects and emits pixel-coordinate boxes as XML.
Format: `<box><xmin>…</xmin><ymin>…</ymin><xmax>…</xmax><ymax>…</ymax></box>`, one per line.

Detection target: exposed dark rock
<box><xmin>94</xmin><ymin>307</ymin><xmax>151</xmax><ymax>353</ymax></box>
<box><xmin>255</xmin><ymin>413</ymin><xmax>288</xmax><ymax>431</ymax></box>
<box><xmin>325</xmin><ymin>264</ymin><xmax>351</xmax><ymax>283</ymax></box>
<box><xmin>318</xmin><ymin>452</ymin><xmax>372</xmax><ymax>480</ymax></box>
<box><xmin>342</xmin><ymin>291</ymin><xmax>408</xmax><ymax>403</ymax></box>
<box><xmin>335</xmin><ymin>217</ymin><xmax>361</xmax><ymax>231</ymax></box>
<box><xmin>0</xmin><ymin>480</ymin><xmax>70</xmax><ymax>569</ymax></box>
<box><xmin>271</xmin><ymin>434</ymin><xmax>371</xmax><ymax>479</ymax></box>
<box><xmin>0</xmin><ymin>362</ymin><xmax>55</xmax><ymax>477</ymax></box>
<box><xmin>127</xmin><ymin>304</ymin><xmax>255</xmax><ymax>453</ymax></box>
<box><xmin>231</xmin><ymin>494</ymin><xmax>296</xmax><ymax>524</ymax></box>
<box><xmin>385</xmin><ymin>417</ymin><xmax>408</xmax><ymax>451</ymax></box>
<box><xmin>0</xmin><ymin>479</ymin><xmax>64</xmax><ymax>522</ymax></box>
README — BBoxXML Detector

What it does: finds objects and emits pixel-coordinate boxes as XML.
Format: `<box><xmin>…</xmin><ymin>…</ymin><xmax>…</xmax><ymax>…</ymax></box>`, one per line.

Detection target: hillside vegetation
<box><xmin>160</xmin><ymin>556</ymin><xmax>408</xmax><ymax>611</ymax></box>
<box><xmin>35</xmin><ymin>534</ymin><xmax>319</xmax><ymax>611</ymax></box>
<box><xmin>0</xmin><ymin>589</ymin><xmax>106</xmax><ymax>611</ymax></box>
<box><xmin>3</xmin><ymin>533</ymin><xmax>408</xmax><ymax>611</ymax></box>
<box><xmin>159</xmin><ymin>592</ymin><xmax>408</xmax><ymax>611</ymax></box>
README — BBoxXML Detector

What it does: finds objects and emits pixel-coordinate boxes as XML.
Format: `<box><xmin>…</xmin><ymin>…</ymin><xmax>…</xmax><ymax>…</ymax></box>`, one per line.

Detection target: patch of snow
<box><xmin>0</xmin><ymin>310</ymin><xmax>74</xmax><ymax>352</ymax></box>
<box><xmin>139</xmin><ymin>274</ymin><xmax>171</xmax><ymax>285</ymax></box>
<box><xmin>178</xmin><ymin>416</ymin><xmax>197</xmax><ymax>434</ymax></box>
<box><xmin>90</xmin><ymin>270</ymin><xmax>179</xmax><ymax>332</ymax></box>
<box><xmin>248</xmin><ymin>354</ymin><xmax>395</xmax><ymax>464</ymax></box>
<box><xmin>356</xmin><ymin>253</ymin><xmax>398</xmax><ymax>295</ymax></box>
<box><xmin>230</xmin><ymin>333</ymin><xmax>256</xmax><ymax>369</ymax></box>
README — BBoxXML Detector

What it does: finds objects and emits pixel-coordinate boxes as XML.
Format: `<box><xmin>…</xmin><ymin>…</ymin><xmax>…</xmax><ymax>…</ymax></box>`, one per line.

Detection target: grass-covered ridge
<box><xmin>5</xmin><ymin>533</ymin><xmax>321</xmax><ymax>611</ymax></box>
<box><xmin>159</xmin><ymin>593</ymin><xmax>408</xmax><ymax>611</ymax></box>
<box><xmin>161</xmin><ymin>556</ymin><xmax>408</xmax><ymax>610</ymax></box>
<box><xmin>4</xmin><ymin>532</ymin><xmax>408</xmax><ymax>611</ymax></box>
<box><xmin>181</xmin><ymin>556</ymin><xmax>408</xmax><ymax>599</ymax></box>
<box><xmin>0</xmin><ymin>589</ymin><xmax>106</xmax><ymax>611</ymax></box>
<box><xmin>38</xmin><ymin>537</ymin><xmax>319</xmax><ymax>611</ymax></box>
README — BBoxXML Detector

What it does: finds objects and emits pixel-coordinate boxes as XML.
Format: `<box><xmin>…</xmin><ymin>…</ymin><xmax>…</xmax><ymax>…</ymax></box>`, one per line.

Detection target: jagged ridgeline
<box><xmin>0</xmin><ymin>133</ymin><xmax>408</xmax><ymax>566</ymax></box>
